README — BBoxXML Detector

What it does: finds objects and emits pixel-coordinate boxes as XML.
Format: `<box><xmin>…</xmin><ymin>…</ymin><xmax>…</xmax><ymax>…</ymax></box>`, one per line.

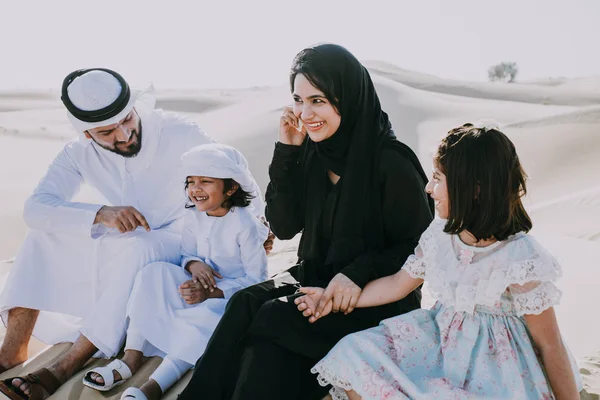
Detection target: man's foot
<box><xmin>1</xmin><ymin>368</ymin><xmax>62</xmax><ymax>399</ymax></box>
<box><xmin>10</xmin><ymin>376</ymin><xmax>49</xmax><ymax>398</ymax></box>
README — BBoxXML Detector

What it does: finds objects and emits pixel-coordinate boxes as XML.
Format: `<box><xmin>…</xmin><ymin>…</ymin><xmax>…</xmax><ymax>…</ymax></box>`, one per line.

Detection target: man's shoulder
<box><xmin>61</xmin><ymin>135</ymin><xmax>93</xmax><ymax>157</ymax></box>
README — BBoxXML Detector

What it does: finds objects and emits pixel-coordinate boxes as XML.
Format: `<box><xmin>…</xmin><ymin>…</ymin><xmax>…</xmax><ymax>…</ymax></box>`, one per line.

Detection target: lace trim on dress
<box><xmin>403</xmin><ymin>254</ymin><xmax>426</xmax><ymax>279</ymax></box>
<box><xmin>419</xmin><ymin>222</ymin><xmax>563</xmax><ymax>315</ymax></box>
<box><xmin>402</xmin><ymin>219</ymin><xmax>441</xmax><ymax>279</ymax></box>
<box><xmin>311</xmin><ymin>365</ymin><xmax>352</xmax><ymax>400</ymax></box>
<box><xmin>510</xmin><ymin>281</ymin><xmax>562</xmax><ymax>316</ymax></box>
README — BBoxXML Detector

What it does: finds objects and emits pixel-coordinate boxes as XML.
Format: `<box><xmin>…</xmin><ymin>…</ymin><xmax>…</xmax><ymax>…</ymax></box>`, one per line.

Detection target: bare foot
<box><xmin>9</xmin><ymin>369</ymin><xmax>64</xmax><ymax>400</ymax></box>
<box><xmin>10</xmin><ymin>378</ymin><xmax>37</xmax><ymax>397</ymax></box>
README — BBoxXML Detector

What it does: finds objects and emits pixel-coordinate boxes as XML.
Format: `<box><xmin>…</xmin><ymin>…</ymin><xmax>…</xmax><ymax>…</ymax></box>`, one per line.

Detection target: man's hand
<box><xmin>94</xmin><ymin>206</ymin><xmax>150</xmax><ymax>233</ymax></box>
<box><xmin>178</xmin><ymin>280</ymin><xmax>209</xmax><ymax>305</ymax></box>
<box><xmin>315</xmin><ymin>273</ymin><xmax>362</xmax><ymax>318</ymax></box>
<box><xmin>294</xmin><ymin>287</ymin><xmax>332</xmax><ymax>323</ymax></box>
<box><xmin>186</xmin><ymin>261</ymin><xmax>223</xmax><ymax>292</ymax></box>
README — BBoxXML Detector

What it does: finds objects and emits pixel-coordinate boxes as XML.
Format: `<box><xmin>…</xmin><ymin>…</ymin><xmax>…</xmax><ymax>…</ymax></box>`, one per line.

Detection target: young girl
<box><xmin>82</xmin><ymin>143</ymin><xmax>269</xmax><ymax>400</ymax></box>
<box><xmin>296</xmin><ymin>123</ymin><xmax>582</xmax><ymax>399</ymax></box>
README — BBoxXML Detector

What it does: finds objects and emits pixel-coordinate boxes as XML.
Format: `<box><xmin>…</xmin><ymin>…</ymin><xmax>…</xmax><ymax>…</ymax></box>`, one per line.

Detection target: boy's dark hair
<box><xmin>435</xmin><ymin>123</ymin><xmax>532</xmax><ymax>241</ymax></box>
<box><xmin>184</xmin><ymin>178</ymin><xmax>254</xmax><ymax>210</ymax></box>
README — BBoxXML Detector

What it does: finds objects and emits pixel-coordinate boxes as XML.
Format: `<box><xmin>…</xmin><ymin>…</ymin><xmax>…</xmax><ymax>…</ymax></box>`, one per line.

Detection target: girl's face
<box><xmin>186</xmin><ymin>176</ymin><xmax>236</xmax><ymax>216</ymax></box>
<box><xmin>425</xmin><ymin>162</ymin><xmax>449</xmax><ymax>219</ymax></box>
<box><xmin>292</xmin><ymin>74</ymin><xmax>341</xmax><ymax>143</ymax></box>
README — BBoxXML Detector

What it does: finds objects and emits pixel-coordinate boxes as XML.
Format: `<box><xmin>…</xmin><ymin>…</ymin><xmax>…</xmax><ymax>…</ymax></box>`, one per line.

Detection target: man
<box><xmin>0</xmin><ymin>68</ymin><xmax>271</xmax><ymax>399</ymax></box>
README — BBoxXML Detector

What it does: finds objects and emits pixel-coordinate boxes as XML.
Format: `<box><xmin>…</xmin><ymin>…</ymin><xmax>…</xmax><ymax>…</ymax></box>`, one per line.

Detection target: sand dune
<box><xmin>0</xmin><ymin>64</ymin><xmax>599</xmax><ymax>399</ymax></box>
<box><xmin>365</xmin><ymin>60</ymin><xmax>600</xmax><ymax>106</ymax></box>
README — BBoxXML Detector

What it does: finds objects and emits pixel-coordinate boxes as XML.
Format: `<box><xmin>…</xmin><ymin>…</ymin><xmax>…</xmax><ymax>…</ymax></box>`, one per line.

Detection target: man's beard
<box><xmin>92</xmin><ymin>120</ymin><xmax>143</xmax><ymax>158</ymax></box>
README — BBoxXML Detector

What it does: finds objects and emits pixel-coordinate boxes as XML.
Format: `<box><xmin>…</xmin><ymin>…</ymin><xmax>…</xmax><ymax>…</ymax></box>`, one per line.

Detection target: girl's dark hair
<box><xmin>184</xmin><ymin>178</ymin><xmax>254</xmax><ymax>210</ymax></box>
<box><xmin>289</xmin><ymin>48</ymin><xmax>340</xmax><ymax>111</ymax></box>
<box><xmin>434</xmin><ymin>123</ymin><xmax>532</xmax><ymax>241</ymax></box>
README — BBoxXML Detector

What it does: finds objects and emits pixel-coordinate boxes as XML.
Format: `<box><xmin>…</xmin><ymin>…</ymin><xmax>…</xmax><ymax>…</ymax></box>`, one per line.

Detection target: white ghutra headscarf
<box><xmin>181</xmin><ymin>143</ymin><xmax>265</xmax><ymax>217</ymax></box>
<box><xmin>62</xmin><ymin>68</ymin><xmax>155</xmax><ymax>133</ymax></box>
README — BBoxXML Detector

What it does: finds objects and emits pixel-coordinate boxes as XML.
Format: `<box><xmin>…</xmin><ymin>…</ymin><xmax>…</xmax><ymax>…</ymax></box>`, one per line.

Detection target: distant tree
<box><xmin>488</xmin><ymin>62</ymin><xmax>518</xmax><ymax>83</ymax></box>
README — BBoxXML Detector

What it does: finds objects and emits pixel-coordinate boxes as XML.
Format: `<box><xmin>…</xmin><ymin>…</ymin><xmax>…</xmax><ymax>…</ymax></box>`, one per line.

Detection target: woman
<box><xmin>178</xmin><ymin>44</ymin><xmax>434</xmax><ymax>400</ymax></box>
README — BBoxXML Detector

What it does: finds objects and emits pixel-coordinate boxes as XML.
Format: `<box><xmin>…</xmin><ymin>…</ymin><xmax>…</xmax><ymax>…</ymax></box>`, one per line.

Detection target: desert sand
<box><xmin>0</xmin><ymin>64</ymin><xmax>599</xmax><ymax>399</ymax></box>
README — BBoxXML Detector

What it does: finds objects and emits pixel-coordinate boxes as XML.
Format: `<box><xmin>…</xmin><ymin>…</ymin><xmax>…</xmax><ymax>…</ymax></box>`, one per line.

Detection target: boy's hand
<box><xmin>178</xmin><ymin>280</ymin><xmax>209</xmax><ymax>304</ymax></box>
<box><xmin>186</xmin><ymin>261</ymin><xmax>223</xmax><ymax>292</ymax></box>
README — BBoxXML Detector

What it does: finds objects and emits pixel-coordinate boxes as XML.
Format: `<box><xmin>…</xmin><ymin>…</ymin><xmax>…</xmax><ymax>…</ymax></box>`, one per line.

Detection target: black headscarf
<box><xmin>292</xmin><ymin>44</ymin><xmax>429</xmax><ymax>280</ymax></box>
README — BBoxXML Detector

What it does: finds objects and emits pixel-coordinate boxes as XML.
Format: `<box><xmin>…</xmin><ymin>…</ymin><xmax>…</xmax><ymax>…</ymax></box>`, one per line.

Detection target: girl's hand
<box><xmin>294</xmin><ymin>287</ymin><xmax>333</xmax><ymax>323</ymax></box>
<box><xmin>186</xmin><ymin>261</ymin><xmax>223</xmax><ymax>292</ymax></box>
<box><xmin>279</xmin><ymin>106</ymin><xmax>306</xmax><ymax>146</ymax></box>
<box><xmin>178</xmin><ymin>280</ymin><xmax>208</xmax><ymax>304</ymax></box>
<box><xmin>316</xmin><ymin>273</ymin><xmax>361</xmax><ymax>317</ymax></box>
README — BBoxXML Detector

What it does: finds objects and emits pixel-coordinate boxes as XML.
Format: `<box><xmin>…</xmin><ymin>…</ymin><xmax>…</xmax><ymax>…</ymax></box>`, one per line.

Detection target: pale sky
<box><xmin>1</xmin><ymin>0</ymin><xmax>599</xmax><ymax>90</ymax></box>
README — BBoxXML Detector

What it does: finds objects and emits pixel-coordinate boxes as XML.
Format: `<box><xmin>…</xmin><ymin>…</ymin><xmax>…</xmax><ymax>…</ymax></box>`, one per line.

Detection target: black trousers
<box><xmin>177</xmin><ymin>272</ymin><xmax>387</xmax><ymax>400</ymax></box>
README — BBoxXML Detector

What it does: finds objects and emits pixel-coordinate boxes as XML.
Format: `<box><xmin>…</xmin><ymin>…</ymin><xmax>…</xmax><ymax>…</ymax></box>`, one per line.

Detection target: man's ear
<box><xmin>84</xmin><ymin>130</ymin><xmax>92</xmax><ymax>139</ymax></box>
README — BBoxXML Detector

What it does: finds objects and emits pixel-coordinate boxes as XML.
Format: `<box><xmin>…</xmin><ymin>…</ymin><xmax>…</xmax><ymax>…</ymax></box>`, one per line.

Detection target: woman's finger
<box><xmin>302</xmin><ymin>309</ymin><xmax>312</xmax><ymax>317</ymax></box>
<box><xmin>339</xmin><ymin>293</ymin><xmax>352</xmax><ymax>313</ymax></box>
<box><xmin>331</xmin><ymin>291</ymin><xmax>343</xmax><ymax>313</ymax></box>
<box><xmin>281</xmin><ymin>115</ymin><xmax>296</xmax><ymax>128</ymax></box>
<box><xmin>345</xmin><ymin>295</ymin><xmax>359</xmax><ymax>314</ymax></box>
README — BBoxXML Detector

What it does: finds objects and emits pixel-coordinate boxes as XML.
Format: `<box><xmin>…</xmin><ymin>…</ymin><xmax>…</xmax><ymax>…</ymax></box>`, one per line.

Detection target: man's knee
<box><xmin>101</xmin><ymin>233</ymin><xmax>175</xmax><ymax>276</ymax></box>
<box><xmin>137</xmin><ymin>261</ymin><xmax>176</xmax><ymax>279</ymax></box>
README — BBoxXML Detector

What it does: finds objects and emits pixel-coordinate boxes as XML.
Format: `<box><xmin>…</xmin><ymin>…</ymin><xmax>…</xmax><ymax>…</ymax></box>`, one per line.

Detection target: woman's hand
<box><xmin>294</xmin><ymin>287</ymin><xmax>333</xmax><ymax>323</ymax></box>
<box><xmin>186</xmin><ymin>261</ymin><xmax>223</xmax><ymax>292</ymax></box>
<box><xmin>315</xmin><ymin>273</ymin><xmax>362</xmax><ymax>318</ymax></box>
<box><xmin>178</xmin><ymin>280</ymin><xmax>209</xmax><ymax>305</ymax></box>
<box><xmin>279</xmin><ymin>106</ymin><xmax>306</xmax><ymax>146</ymax></box>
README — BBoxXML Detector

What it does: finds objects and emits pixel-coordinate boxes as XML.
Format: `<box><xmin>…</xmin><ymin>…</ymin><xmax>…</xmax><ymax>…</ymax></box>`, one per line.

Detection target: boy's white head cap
<box><xmin>182</xmin><ymin>143</ymin><xmax>258</xmax><ymax>195</ymax></box>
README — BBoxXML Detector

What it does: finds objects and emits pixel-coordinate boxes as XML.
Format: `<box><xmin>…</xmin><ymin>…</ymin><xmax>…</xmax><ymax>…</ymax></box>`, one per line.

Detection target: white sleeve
<box><xmin>180</xmin><ymin>215</ymin><xmax>205</xmax><ymax>269</ymax></box>
<box><xmin>402</xmin><ymin>246</ymin><xmax>427</xmax><ymax>279</ymax></box>
<box><xmin>509</xmin><ymin>281</ymin><xmax>562</xmax><ymax>316</ymax></box>
<box><xmin>402</xmin><ymin>219</ymin><xmax>440</xmax><ymax>279</ymax></box>
<box><xmin>217</xmin><ymin>224</ymin><xmax>268</xmax><ymax>300</ymax></box>
<box><xmin>23</xmin><ymin>147</ymin><xmax>103</xmax><ymax>237</ymax></box>
<box><xmin>505</xmin><ymin>237</ymin><xmax>563</xmax><ymax>316</ymax></box>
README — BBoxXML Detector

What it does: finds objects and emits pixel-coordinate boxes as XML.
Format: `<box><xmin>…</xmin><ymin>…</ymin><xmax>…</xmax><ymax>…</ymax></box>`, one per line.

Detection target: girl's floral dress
<box><xmin>312</xmin><ymin>219</ymin><xmax>582</xmax><ymax>399</ymax></box>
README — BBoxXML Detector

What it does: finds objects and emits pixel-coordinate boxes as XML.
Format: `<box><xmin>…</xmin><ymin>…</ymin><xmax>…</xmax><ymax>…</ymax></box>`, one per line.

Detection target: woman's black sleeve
<box><xmin>265</xmin><ymin>142</ymin><xmax>305</xmax><ymax>240</ymax></box>
<box><xmin>341</xmin><ymin>148</ymin><xmax>434</xmax><ymax>288</ymax></box>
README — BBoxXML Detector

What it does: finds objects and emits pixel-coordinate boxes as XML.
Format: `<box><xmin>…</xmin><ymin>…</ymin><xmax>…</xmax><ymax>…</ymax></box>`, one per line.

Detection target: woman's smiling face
<box><xmin>292</xmin><ymin>74</ymin><xmax>341</xmax><ymax>143</ymax></box>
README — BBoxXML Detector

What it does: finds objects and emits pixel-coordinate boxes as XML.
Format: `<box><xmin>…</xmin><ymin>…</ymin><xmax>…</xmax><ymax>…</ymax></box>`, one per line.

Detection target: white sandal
<box><xmin>121</xmin><ymin>387</ymin><xmax>148</xmax><ymax>399</ymax></box>
<box><xmin>82</xmin><ymin>359</ymin><xmax>133</xmax><ymax>391</ymax></box>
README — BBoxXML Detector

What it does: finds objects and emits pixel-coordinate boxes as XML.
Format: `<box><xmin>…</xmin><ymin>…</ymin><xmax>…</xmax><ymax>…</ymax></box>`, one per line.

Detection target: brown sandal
<box><xmin>0</xmin><ymin>368</ymin><xmax>61</xmax><ymax>400</ymax></box>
